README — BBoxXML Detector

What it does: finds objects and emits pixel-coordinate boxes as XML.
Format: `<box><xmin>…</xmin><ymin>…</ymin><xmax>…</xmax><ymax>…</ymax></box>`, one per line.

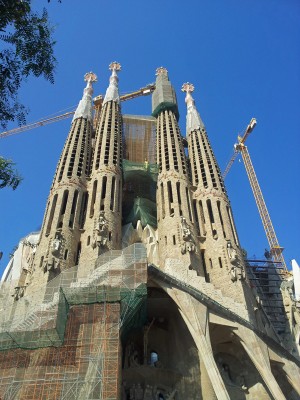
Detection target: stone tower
<box><xmin>152</xmin><ymin>68</ymin><xmax>203</xmax><ymax>275</ymax></box>
<box><xmin>26</xmin><ymin>72</ymin><xmax>97</xmax><ymax>291</ymax></box>
<box><xmin>182</xmin><ymin>83</ymin><xmax>250</xmax><ymax>304</ymax></box>
<box><xmin>79</xmin><ymin>62</ymin><xmax>123</xmax><ymax>270</ymax></box>
<box><xmin>1</xmin><ymin>65</ymin><xmax>300</xmax><ymax>400</ymax></box>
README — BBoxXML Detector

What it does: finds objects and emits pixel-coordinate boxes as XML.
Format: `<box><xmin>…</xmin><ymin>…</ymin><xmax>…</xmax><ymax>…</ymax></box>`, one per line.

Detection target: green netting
<box><xmin>0</xmin><ymin>288</ymin><xmax>69</xmax><ymax>350</ymax></box>
<box><xmin>63</xmin><ymin>285</ymin><xmax>121</xmax><ymax>305</ymax></box>
<box><xmin>0</xmin><ymin>244</ymin><xmax>148</xmax><ymax>351</ymax></box>
<box><xmin>120</xmin><ymin>284</ymin><xmax>147</xmax><ymax>340</ymax></box>
<box><xmin>152</xmin><ymin>101</ymin><xmax>179</xmax><ymax>120</ymax></box>
<box><xmin>122</xmin><ymin>159</ymin><xmax>158</xmax><ymax>228</ymax></box>
<box><xmin>124</xmin><ymin>197</ymin><xmax>157</xmax><ymax>228</ymax></box>
<box><xmin>0</xmin><ymin>284</ymin><xmax>148</xmax><ymax>351</ymax></box>
<box><xmin>56</xmin><ymin>287</ymin><xmax>70</xmax><ymax>343</ymax></box>
<box><xmin>123</xmin><ymin>159</ymin><xmax>158</xmax><ymax>181</ymax></box>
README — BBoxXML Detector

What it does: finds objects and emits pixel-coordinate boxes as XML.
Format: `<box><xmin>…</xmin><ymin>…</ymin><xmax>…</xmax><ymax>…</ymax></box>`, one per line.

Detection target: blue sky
<box><xmin>0</xmin><ymin>0</ymin><xmax>299</xmax><ymax>274</ymax></box>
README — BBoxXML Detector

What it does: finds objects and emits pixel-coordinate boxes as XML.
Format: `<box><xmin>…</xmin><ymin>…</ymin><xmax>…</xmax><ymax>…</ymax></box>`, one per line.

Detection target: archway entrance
<box><xmin>122</xmin><ymin>286</ymin><xmax>201</xmax><ymax>399</ymax></box>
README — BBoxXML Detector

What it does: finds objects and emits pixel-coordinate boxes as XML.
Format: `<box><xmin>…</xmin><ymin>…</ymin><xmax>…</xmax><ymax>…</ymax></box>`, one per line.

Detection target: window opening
<box><xmin>64</xmin><ymin>249</ymin><xmax>68</xmax><ymax>260</ymax></box>
<box><xmin>207</xmin><ymin>199</ymin><xmax>217</xmax><ymax>238</ymax></box>
<box><xmin>217</xmin><ymin>200</ymin><xmax>226</xmax><ymax>238</ymax></box>
<box><xmin>167</xmin><ymin>181</ymin><xmax>174</xmax><ymax>216</ymax></box>
<box><xmin>69</xmin><ymin>190</ymin><xmax>79</xmax><ymax>228</ymax></box>
<box><xmin>218</xmin><ymin>257</ymin><xmax>223</xmax><ymax>268</ymax></box>
<box><xmin>79</xmin><ymin>192</ymin><xmax>88</xmax><ymax>229</ymax></box>
<box><xmin>226</xmin><ymin>206</ymin><xmax>238</xmax><ymax>245</ymax></box>
<box><xmin>46</xmin><ymin>194</ymin><xmax>58</xmax><ymax>236</ymax></box>
<box><xmin>176</xmin><ymin>182</ymin><xmax>182</xmax><ymax>216</ymax></box>
<box><xmin>110</xmin><ymin>176</ymin><xmax>116</xmax><ymax>211</ymax></box>
<box><xmin>161</xmin><ymin>182</ymin><xmax>165</xmax><ymax>219</ymax></box>
<box><xmin>193</xmin><ymin>200</ymin><xmax>200</xmax><ymax>236</ymax></box>
<box><xmin>75</xmin><ymin>242</ymin><xmax>81</xmax><ymax>265</ymax></box>
<box><xmin>57</xmin><ymin>190</ymin><xmax>69</xmax><ymax>229</ymax></box>
<box><xmin>100</xmin><ymin>176</ymin><xmax>107</xmax><ymax>211</ymax></box>
<box><xmin>90</xmin><ymin>180</ymin><xmax>98</xmax><ymax>218</ymax></box>
<box><xmin>186</xmin><ymin>187</ymin><xmax>192</xmax><ymax>221</ymax></box>
<box><xmin>201</xmin><ymin>250</ymin><xmax>209</xmax><ymax>283</ymax></box>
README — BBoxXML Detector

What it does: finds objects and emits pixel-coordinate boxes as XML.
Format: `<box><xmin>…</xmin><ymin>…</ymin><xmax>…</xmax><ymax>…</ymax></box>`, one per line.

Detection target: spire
<box><xmin>182</xmin><ymin>83</ymin><xmax>205</xmax><ymax>134</ymax></box>
<box><xmin>72</xmin><ymin>72</ymin><xmax>97</xmax><ymax>123</ymax></box>
<box><xmin>152</xmin><ymin>66</ymin><xmax>179</xmax><ymax>119</ymax></box>
<box><xmin>103</xmin><ymin>62</ymin><xmax>121</xmax><ymax>104</ymax></box>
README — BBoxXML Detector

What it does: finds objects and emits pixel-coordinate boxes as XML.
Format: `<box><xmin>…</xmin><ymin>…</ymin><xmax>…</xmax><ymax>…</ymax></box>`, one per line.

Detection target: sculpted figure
<box><xmin>13</xmin><ymin>286</ymin><xmax>25</xmax><ymax>300</ymax></box>
<box><xmin>51</xmin><ymin>233</ymin><xmax>63</xmax><ymax>257</ymax></box>
<box><xmin>130</xmin><ymin>349</ymin><xmax>140</xmax><ymax>367</ymax></box>
<box><xmin>143</xmin><ymin>385</ymin><xmax>153</xmax><ymax>400</ymax></box>
<box><xmin>130</xmin><ymin>385</ymin><xmax>135</xmax><ymax>400</ymax></box>
<box><xmin>180</xmin><ymin>217</ymin><xmax>191</xmax><ymax>240</ymax></box>
<box><xmin>227</xmin><ymin>241</ymin><xmax>238</xmax><ymax>265</ymax></box>
<box><xmin>180</xmin><ymin>216</ymin><xmax>195</xmax><ymax>254</ymax></box>
<box><xmin>92</xmin><ymin>212</ymin><xmax>109</xmax><ymax>248</ymax></box>
<box><xmin>135</xmin><ymin>383</ymin><xmax>143</xmax><ymax>400</ymax></box>
<box><xmin>230</xmin><ymin>266</ymin><xmax>237</xmax><ymax>282</ymax></box>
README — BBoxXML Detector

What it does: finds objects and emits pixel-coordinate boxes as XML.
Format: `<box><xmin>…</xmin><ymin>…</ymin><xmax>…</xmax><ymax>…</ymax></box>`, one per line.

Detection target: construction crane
<box><xmin>0</xmin><ymin>83</ymin><xmax>156</xmax><ymax>139</ymax></box>
<box><xmin>223</xmin><ymin>118</ymin><xmax>288</xmax><ymax>273</ymax></box>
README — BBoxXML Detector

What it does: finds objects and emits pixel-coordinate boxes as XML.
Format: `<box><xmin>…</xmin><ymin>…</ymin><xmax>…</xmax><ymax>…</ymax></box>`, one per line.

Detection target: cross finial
<box><xmin>109</xmin><ymin>62</ymin><xmax>121</xmax><ymax>72</ymax></box>
<box><xmin>84</xmin><ymin>72</ymin><xmax>97</xmax><ymax>83</ymax></box>
<box><xmin>181</xmin><ymin>82</ymin><xmax>195</xmax><ymax>93</ymax></box>
<box><xmin>156</xmin><ymin>66</ymin><xmax>168</xmax><ymax>76</ymax></box>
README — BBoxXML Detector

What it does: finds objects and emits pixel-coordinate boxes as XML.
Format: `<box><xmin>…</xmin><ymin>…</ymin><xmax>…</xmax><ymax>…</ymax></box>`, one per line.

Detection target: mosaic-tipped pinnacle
<box><xmin>181</xmin><ymin>82</ymin><xmax>195</xmax><ymax>93</ymax></box>
<box><xmin>109</xmin><ymin>62</ymin><xmax>121</xmax><ymax>71</ymax></box>
<box><xmin>84</xmin><ymin>72</ymin><xmax>97</xmax><ymax>83</ymax></box>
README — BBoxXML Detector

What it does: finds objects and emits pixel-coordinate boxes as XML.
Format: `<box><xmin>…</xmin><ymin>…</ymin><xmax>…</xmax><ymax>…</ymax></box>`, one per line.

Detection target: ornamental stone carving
<box><xmin>180</xmin><ymin>216</ymin><xmax>195</xmax><ymax>254</ymax></box>
<box><xmin>92</xmin><ymin>212</ymin><xmax>108</xmax><ymax>248</ymax></box>
<box><xmin>41</xmin><ymin>232</ymin><xmax>65</xmax><ymax>273</ymax></box>
<box><xmin>226</xmin><ymin>241</ymin><xmax>246</xmax><ymax>281</ymax></box>
<box><xmin>51</xmin><ymin>234</ymin><xmax>62</xmax><ymax>257</ymax></box>
<box><xmin>227</xmin><ymin>241</ymin><xmax>238</xmax><ymax>265</ymax></box>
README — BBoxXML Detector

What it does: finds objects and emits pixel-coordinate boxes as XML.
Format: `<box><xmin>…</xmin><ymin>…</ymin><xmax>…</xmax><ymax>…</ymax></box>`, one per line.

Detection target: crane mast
<box><xmin>236</xmin><ymin>142</ymin><xmax>287</xmax><ymax>272</ymax></box>
<box><xmin>224</xmin><ymin>118</ymin><xmax>287</xmax><ymax>273</ymax></box>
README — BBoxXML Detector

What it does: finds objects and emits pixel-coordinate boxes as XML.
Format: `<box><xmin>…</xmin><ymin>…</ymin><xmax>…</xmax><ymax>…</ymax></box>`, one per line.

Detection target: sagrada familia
<box><xmin>0</xmin><ymin>63</ymin><xmax>300</xmax><ymax>399</ymax></box>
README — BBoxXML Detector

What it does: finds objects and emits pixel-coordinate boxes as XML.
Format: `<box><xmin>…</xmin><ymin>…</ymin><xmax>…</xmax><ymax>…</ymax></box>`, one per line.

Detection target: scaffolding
<box><xmin>123</xmin><ymin>115</ymin><xmax>156</xmax><ymax>163</ymax></box>
<box><xmin>245</xmin><ymin>259</ymin><xmax>287</xmax><ymax>333</ymax></box>
<box><xmin>0</xmin><ymin>244</ymin><xmax>148</xmax><ymax>400</ymax></box>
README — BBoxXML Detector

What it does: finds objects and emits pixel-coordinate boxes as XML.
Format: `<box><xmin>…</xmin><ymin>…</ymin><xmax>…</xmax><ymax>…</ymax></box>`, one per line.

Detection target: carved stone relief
<box><xmin>180</xmin><ymin>216</ymin><xmax>195</xmax><ymax>254</ymax></box>
<box><xmin>92</xmin><ymin>212</ymin><xmax>109</xmax><ymax>249</ymax></box>
<box><xmin>124</xmin><ymin>383</ymin><xmax>176</xmax><ymax>400</ymax></box>
<box><xmin>43</xmin><ymin>232</ymin><xmax>65</xmax><ymax>272</ymax></box>
<box><xmin>226</xmin><ymin>241</ymin><xmax>246</xmax><ymax>282</ymax></box>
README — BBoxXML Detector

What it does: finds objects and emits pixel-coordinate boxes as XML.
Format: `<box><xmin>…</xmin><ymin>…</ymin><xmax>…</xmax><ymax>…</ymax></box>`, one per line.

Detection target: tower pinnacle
<box><xmin>103</xmin><ymin>61</ymin><xmax>121</xmax><ymax>104</ymax></box>
<box><xmin>152</xmin><ymin>66</ymin><xmax>178</xmax><ymax>119</ymax></box>
<box><xmin>156</xmin><ymin>66</ymin><xmax>168</xmax><ymax>76</ymax></box>
<box><xmin>72</xmin><ymin>71</ymin><xmax>97</xmax><ymax>123</ymax></box>
<box><xmin>182</xmin><ymin>82</ymin><xmax>204</xmax><ymax>133</ymax></box>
